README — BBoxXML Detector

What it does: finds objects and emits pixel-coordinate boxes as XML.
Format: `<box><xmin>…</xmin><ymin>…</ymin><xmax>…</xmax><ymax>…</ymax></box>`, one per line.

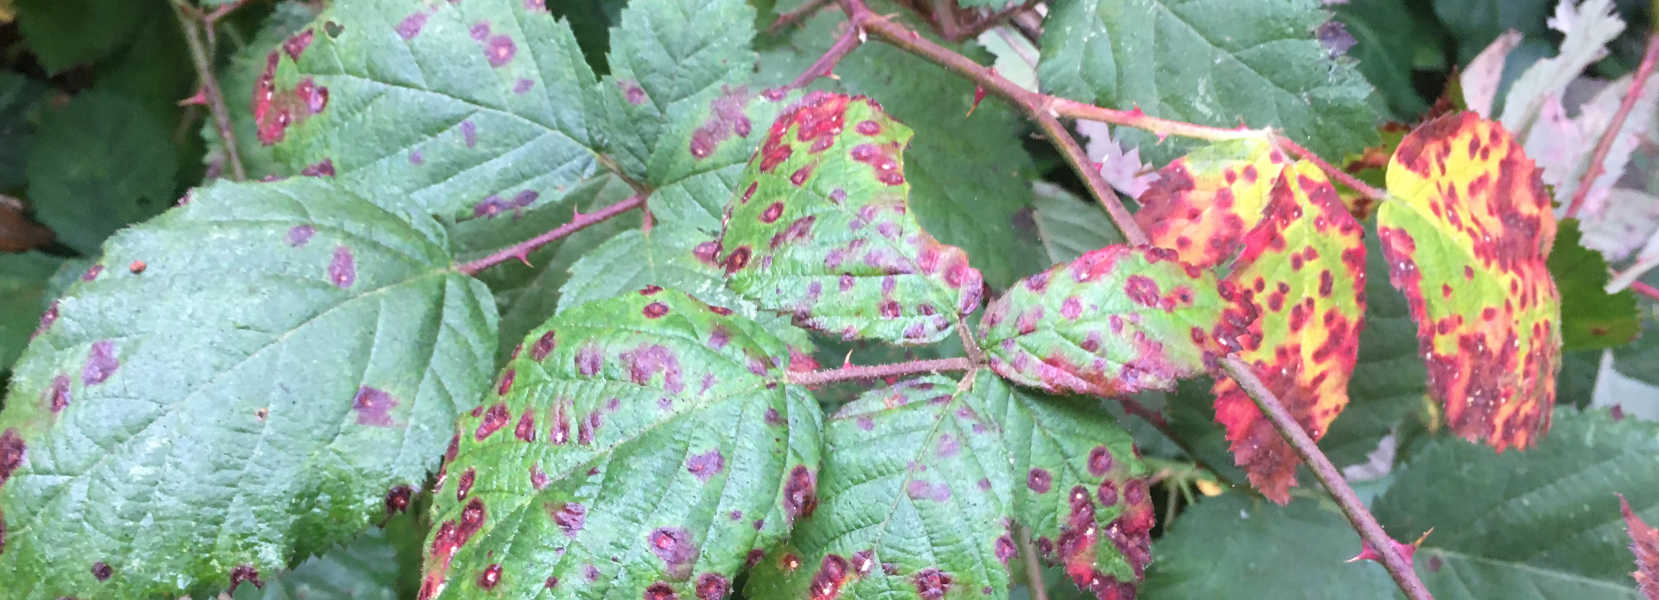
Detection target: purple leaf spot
<box><xmin>0</xmin><ymin>428</ymin><xmax>25</xmax><ymax>487</ymax></box>
<box><xmin>352</xmin><ymin>386</ymin><xmax>398</xmax><ymax>427</ymax></box>
<box><xmin>82</xmin><ymin>264</ymin><xmax>103</xmax><ymax>281</ymax></box>
<box><xmin>46</xmin><ymin>375</ymin><xmax>70</xmax><ymax>413</ymax></box>
<box><xmin>82</xmin><ymin>341</ymin><xmax>118</xmax><ymax>386</ymax></box>
<box><xmin>461</xmin><ymin>120</ymin><xmax>478</xmax><ymax>148</ymax></box>
<box><xmin>395</xmin><ymin>12</ymin><xmax>428</xmax><ymax>39</ymax></box>
<box><xmin>914</xmin><ymin>568</ymin><xmax>952</xmax><ymax>599</ymax></box>
<box><xmin>469</xmin><ymin>22</ymin><xmax>491</xmax><ymax>40</ymax></box>
<box><xmin>386</xmin><ymin>485</ymin><xmax>413</xmax><ymax>515</ymax></box>
<box><xmin>686</xmin><ymin>450</ymin><xmax>724</xmax><ymax>482</ymax></box>
<box><xmin>576</xmin><ymin>344</ymin><xmax>603</xmax><ymax>376</ymax></box>
<box><xmin>456</xmin><ymin>468</ymin><xmax>475</xmax><ymax>501</ymax></box>
<box><xmin>619</xmin><ymin>344</ymin><xmax>683</xmax><ymax>393</ymax></box>
<box><xmin>551</xmin><ymin>502</ymin><xmax>586</xmax><ymax>536</ymax></box>
<box><xmin>530</xmin><ymin>463</ymin><xmax>549</xmax><ymax>490</ymax></box>
<box><xmin>531</xmin><ymin>330</ymin><xmax>557</xmax><ymax>361</ymax></box>
<box><xmin>229</xmin><ymin>565</ymin><xmax>263</xmax><ymax>592</ymax></box>
<box><xmin>1027</xmin><ymin>468</ymin><xmax>1052</xmax><ymax>493</ymax></box>
<box><xmin>1088</xmin><ymin>446</ymin><xmax>1114</xmax><ymax>476</ymax></box>
<box><xmin>642</xmin><ymin>302</ymin><xmax>669</xmax><ymax>319</ymax></box>
<box><xmin>287</xmin><ymin>225</ymin><xmax>315</xmax><ymax>247</ymax></box>
<box><xmin>475</xmin><ymin>403</ymin><xmax>510</xmax><ymax>440</ymax></box>
<box><xmin>783</xmin><ymin>465</ymin><xmax>817</xmax><ymax>521</ymax></box>
<box><xmin>618</xmin><ymin>80</ymin><xmax>646</xmax><ymax>105</ymax></box>
<box><xmin>92</xmin><ymin>561</ymin><xmax>113</xmax><ymax>581</ymax></box>
<box><xmin>329</xmin><ymin>246</ymin><xmax>355</xmax><ymax>288</ymax></box>
<box><xmin>514</xmin><ymin>78</ymin><xmax>535</xmax><ymax>94</ymax></box>
<box><xmin>485</xmin><ymin>35</ymin><xmax>516</xmax><ymax>67</ymax></box>
<box><xmin>936</xmin><ymin>434</ymin><xmax>959</xmax><ymax>458</ymax></box>
<box><xmin>300</xmin><ymin>158</ymin><xmax>335</xmax><ymax>177</ymax></box>
<box><xmin>282</xmin><ymin>29</ymin><xmax>314</xmax><ymax>61</ymax></box>
<box><xmin>409</xmin><ymin>150</ymin><xmax>424</xmax><ymax>165</ymax></box>
<box><xmin>648</xmin><ymin>527</ymin><xmax>697</xmax><ymax>571</ymax></box>
<box><xmin>478</xmin><ymin>563</ymin><xmax>502</xmax><ymax>589</ymax></box>
<box><xmin>906</xmin><ymin>479</ymin><xmax>952</xmax><ymax>502</ymax></box>
<box><xmin>695</xmin><ymin>573</ymin><xmax>730</xmax><ymax>600</ymax></box>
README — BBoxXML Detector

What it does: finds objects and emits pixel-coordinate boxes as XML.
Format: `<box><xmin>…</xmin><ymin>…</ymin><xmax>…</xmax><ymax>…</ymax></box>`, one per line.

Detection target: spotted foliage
<box><xmin>1133</xmin><ymin>138</ymin><xmax>1288</xmax><ymax>269</ymax></box>
<box><xmin>717</xmin><ymin>92</ymin><xmax>984</xmax><ymax>345</ymax></box>
<box><xmin>1211</xmin><ymin>164</ymin><xmax>1367</xmax><ymax>504</ymax></box>
<box><xmin>980</xmin><ymin>245</ymin><xmax>1242</xmax><ymax>397</ymax></box>
<box><xmin>1623</xmin><ymin>496</ymin><xmax>1659</xmax><ymax>599</ymax></box>
<box><xmin>419</xmin><ymin>288</ymin><xmax>819</xmax><ymax>600</ymax></box>
<box><xmin>1379</xmin><ymin>112</ymin><xmax>1561</xmax><ymax>450</ymax></box>
<box><xmin>746</xmin><ymin>372</ymin><xmax>1153</xmax><ymax>600</ymax></box>
<box><xmin>0</xmin><ymin>178</ymin><xmax>497</xmax><ymax>598</ymax></box>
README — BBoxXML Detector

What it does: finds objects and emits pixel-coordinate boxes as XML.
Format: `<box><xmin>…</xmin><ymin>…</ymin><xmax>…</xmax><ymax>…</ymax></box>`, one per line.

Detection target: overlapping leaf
<box><xmin>1037</xmin><ymin>0</ymin><xmax>1380</xmax><ymax>161</ymax></box>
<box><xmin>0</xmin><ymin>178</ymin><xmax>498</xmax><ymax>598</ymax></box>
<box><xmin>27</xmin><ymin>90</ymin><xmax>178</xmax><ymax>253</ymax></box>
<box><xmin>0</xmin><ymin>252</ymin><xmax>61</xmax><ymax>371</ymax></box>
<box><xmin>747</xmin><ymin>371</ymin><xmax>1155</xmax><ymax>600</ymax></box>
<box><xmin>718</xmin><ymin>92</ymin><xmax>984</xmax><ymax>345</ymax></box>
<box><xmin>420</xmin><ymin>288</ymin><xmax>819</xmax><ymax>599</ymax></box>
<box><xmin>1133</xmin><ymin>138</ymin><xmax>1288</xmax><ymax>269</ymax></box>
<box><xmin>1212</xmin><ymin>164</ymin><xmax>1366</xmax><ymax>503</ymax></box>
<box><xmin>1549</xmin><ymin>220</ymin><xmax>1639</xmax><ymax>351</ymax></box>
<box><xmin>980</xmin><ymin>245</ymin><xmax>1241</xmax><ymax>396</ymax></box>
<box><xmin>1624</xmin><ymin>496</ymin><xmax>1659</xmax><ymax>598</ymax></box>
<box><xmin>1378</xmin><ymin>111</ymin><xmax>1561</xmax><ymax>450</ymax></box>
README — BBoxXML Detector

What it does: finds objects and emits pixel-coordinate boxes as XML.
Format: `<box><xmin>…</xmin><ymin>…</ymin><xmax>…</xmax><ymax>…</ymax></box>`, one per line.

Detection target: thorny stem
<box><xmin>791</xmin><ymin>21</ymin><xmax>864</xmax><ymax>88</ymax></box>
<box><xmin>829</xmin><ymin>4</ymin><xmax>1434</xmax><ymax>598</ymax></box>
<box><xmin>768</xmin><ymin>0</ymin><xmax>834</xmax><ymax>35</ymax></box>
<box><xmin>1221</xmin><ymin>357</ymin><xmax>1433</xmax><ymax>600</ymax></box>
<box><xmin>786</xmin><ymin>356</ymin><xmax>975</xmax><ymax>386</ymax></box>
<box><xmin>1016</xmin><ymin>525</ymin><xmax>1051</xmax><ymax>600</ymax></box>
<box><xmin>172</xmin><ymin>0</ymin><xmax>246</xmax><ymax>181</ymax></box>
<box><xmin>456</xmin><ymin>195</ymin><xmax>646</xmax><ymax>275</ymax></box>
<box><xmin>1272</xmin><ymin>135</ymin><xmax>1389</xmax><ymax>203</ymax></box>
<box><xmin>1565</xmin><ymin>31</ymin><xmax>1659</xmax><ymax>219</ymax></box>
<box><xmin>945</xmin><ymin>0</ymin><xmax>1041</xmax><ymax>43</ymax></box>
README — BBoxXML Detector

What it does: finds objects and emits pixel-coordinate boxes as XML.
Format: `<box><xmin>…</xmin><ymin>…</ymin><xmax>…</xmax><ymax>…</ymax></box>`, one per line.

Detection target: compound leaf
<box><xmin>0</xmin><ymin>178</ymin><xmax>498</xmax><ymax>598</ymax></box>
<box><xmin>718</xmin><ymin>92</ymin><xmax>985</xmax><ymax>345</ymax></box>
<box><xmin>747</xmin><ymin>371</ymin><xmax>1155</xmax><ymax>599</ymax></box>
<box><xmin>419</xmin><ymin>288</ymin><xmax>820</xmax><ymax>600</ymax></box>
<box><xmin>980</xmin><ymin>245</ymin><xmax>1240</xmax><ymax>397</ymax></box>
<box><xmin>1212</xmin><ymin>164</ymin><xmax>1367</xmax><ymax>503</ymax></box>
<box><xmin>1378</xmin><ymin>111</ymin><xmax>1561</xmax><ymax>450</ymax></box>
<box><xmin>1038</xmin><ymin>0</ymin><xmax>1380</xmax><ymax>161</ymax></box>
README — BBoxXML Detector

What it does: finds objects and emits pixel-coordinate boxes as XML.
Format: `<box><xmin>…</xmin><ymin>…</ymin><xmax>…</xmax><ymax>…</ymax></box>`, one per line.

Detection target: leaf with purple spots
<box><xmin>1132</xmin><ymin>138</ymin><xmax>1288</xmax><ymax>269</ymax></box>
<box><xmin>1210</xmin><ymin>164</ymin><xmax>1367</xmax><ymax>504</ymax></box>
<box><xmin>718</xmin><ymin>92</ymin><xmax>985</xmax><ymax>345</ymax></box>
<box><xmin>979</xmin><ymin>244</ymin><xmax>1241</xmax><ymax>397</ymax></box>
<box><xmin>0</xmin><ymin>178</ymin><xmax>498</xmax><ymax>598</ymax></box>
<box><xmin>1378</xmin><ymin>112</ymin><xmax>1562</xmax><ymax>450</ymax></box>
<box><xmin>422</xmin><ymin>288</ymin><xmax>819</xmax><ymax>600</ymax></box>
<box><xmin>747</xmin><ymin>371</ymin><xmax>1154</xmax><ymax>599</ymax></box>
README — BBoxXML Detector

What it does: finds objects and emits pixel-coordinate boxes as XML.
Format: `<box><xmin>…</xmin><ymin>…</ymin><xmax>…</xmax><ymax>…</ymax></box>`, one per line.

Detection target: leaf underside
<box><xmin>1378</xmin><ymin>111</ymin><xmax>1562</xmax><ymax>450</ymax></box>
<box><xmin>746</xmin><ymin>371</ymin><xmax>1155</xmax><ymax>600</ymax></box>
<box><xmin>0</xmin><ymin>178</ymin><xmax>497</xmax><ymax>599</ymax></box>
<box><xmin>419</xmin><ymin>288</ymin><xmax>819</xmax><ymax>600</ymax></box>
<box><xmin>1212</xmin><ymin>164</ymin><xmax>1367</xmax><ymax>504</ymax></box>
<box><xmin>718</xmin><ymin>92</ymin><xmax>985</xmax><ymax>345</ymax></box>
<box><xmin>979</xmin><ymin>244</ymin><xmax>1241</xmax><ymax>397</ymax></box>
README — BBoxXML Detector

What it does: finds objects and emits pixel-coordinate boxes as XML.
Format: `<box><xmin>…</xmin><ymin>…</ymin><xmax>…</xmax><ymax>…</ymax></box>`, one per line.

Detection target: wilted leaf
<box><xmin>1623</xmin><ymin>496</ymin><xmax>1659</xmax><ymax>599</ymax></box>
<box><xmin>1212</xmin><ymin>164</ymin><xmax>1367</xmax><ymax>503</ymax></box>
<box><xmin>26</xmin><ymin>90</ymin><xmax>179</xmax><ymax>253</ymax></box>
<box><xmin>1134</xmin><ymin>138</ymin><xmax>1288</xmax><ymax>269</ymax></box>
<box><xmin>718</xmin><ymin>92</ymin><xmax>984</xmax><ymax>345</ymax></box>
<box><xmin>1497</xmin><ymin>0</ymin><xmax>1624</xmax><ymax>138</ymax></box>
<box><xmin>1076</xmin><ymin>121</ymin><xmax>1159</xmax><ymax>199</ymax></box>
<box><xmin>419</xmin><ymin>288</ymin><xmax>819</xmax><ymax>599</ymax></box>
<box><xmin>980</xmin><ymin>244</ymin><xmax>1240</xmax><ymax>397</ymax></box>
<box><xmin>1550</xmin><ymin>220</ymin><xmax>1640</xmax><ymax>350</ymax></box>
<box><xmin>1379</xmin><ymin>111</ymin><xmax>1561</xmax><ymax>450</ymax></box>
<box><xmin>747</xmin><ymin>371</ymin><xmax>1155</xmax><ymax>599</ymax></box>
<box><xmin>1038</xmin><ymin>0</ymin><xmax>1381</xmax><ymax>161</ymax></box>
<box><xmin>0</xmin><ymin>178</ymin><xmax>498</xmax><ymax>598</ymax></box>
<box><xmin>1375</xmin><ymin>408</ymin><xmax>1656</xmax><ymax>599</ymax></box>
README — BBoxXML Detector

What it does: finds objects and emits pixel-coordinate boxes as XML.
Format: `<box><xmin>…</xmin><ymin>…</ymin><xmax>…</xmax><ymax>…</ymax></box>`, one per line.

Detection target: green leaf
<box><xmin>26</xmin><ymin>90</ymin><xmax>180</xmax><ymax>254</ymax></box>
<box><xmin>718</xmin><ymin>92</ymin><xmax>985</xmax><ymax>345</ymax></box>
<box><xmin>979</xmin><ymin>244</ymin><xmax>1238</xmax><ymax>397</ymax></box>
<box><xmin>0</xmin><ymin>73</ymin><xmax>46</xmax><ymax>190</ymax></box>
<box><xmin>1614</xmin><ymin>317</ymin><xmax>1659</xmax><ymax>386</ymax></box>
<box><xmin>747</xmin><ymin>371</ymin><xmax>1155</xmax><ymax>599</ymax></box>
<box><xmin>1030</xmin><ymin>182</ymin><xmax>1124</xmax><ymax>265</ymax></box>
<box><xmin>1037</xmin><ymin>0</ymin><xmax>1381</xmax><ymax>161</ymax></box>
<box><xmin>1142</xmin><ymin>493</ymin><xmax>1395</xmax><ymax>599</ymax></box>
<box><xmin>206</xmin><ymin>0</ymin><xmax>320</xmax><ymax>180</ymax></box>
<box><xmin>233</xmin><ymin>510</ymin><xmax>425</xmax><ymax>600</ymax></box>
<box><xmin>269</xmin><ymin>0</ymin><xmax>606</xmax><ymax>221</ymax></box>
<box><xmin>420</xmin><ymin>288</ymin><xmax>820</xmax><ymax>599</ymax></box>
<box><xmin>1332</xmin><ymin>0</ymin><xmax>1436</xmax><ymax>118</ymax></box>
<box><xmin>756</xmin><ymin>12</ymin><xmax>1047</xmax><ymax>289</ymax></box>
<box><xmin>1379</xmin><ymin>111</ymin><xmax>1561</xmax><ymax>450</ymax></box>
<box><xmin>596</xmin><ymin>0</ymin><xmax>757</xmax><ymax>181</ymax></box>
<box><xmin>1432</xmin><ymin>0</ymin><xmax>1552</xmax><ymax>62</ymax></box>
<box><xmin>0</xmin><ymin>252</ymin><xmax>61</xmax><ymax>371</ymax></box>
<box><xmin>0</xmin><ymin>178</ymin><xmax>499</xmax><ymax>598</ymax></box>
<box><xmin>1374</xmin><ymin>408</ymin><xmax>1655</xmax><ymax>599</ymax></box>
<box><xmin>558</xmin><ymin>228</ymin><xmax>739</xmax><ymax>315</ymax></box>
<box><xmin>14</xmin><ymin>0</ymin><xmax>152</xmax><ymax>74</ymax></box>
<box><xmin>1550</xmin><ymin>220</ymin><xmax>1640</xmax><ymax>351</ymax></box>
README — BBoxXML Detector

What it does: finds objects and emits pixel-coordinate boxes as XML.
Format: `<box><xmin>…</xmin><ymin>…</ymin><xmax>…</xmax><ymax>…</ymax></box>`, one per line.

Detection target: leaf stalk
<box><xmin>456</xmin><ymin>194</ymin><xmax>646</xmax><ymax>275</ymax></box>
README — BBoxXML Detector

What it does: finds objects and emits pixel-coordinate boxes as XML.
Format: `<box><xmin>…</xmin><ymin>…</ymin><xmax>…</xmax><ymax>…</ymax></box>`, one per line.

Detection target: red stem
<box><xmin>172</xmin><ymin>0</ymin><xmax>246</xmax><ymax>181</ymax></box>
<box><xmin>1221</xmin><ymin>358</ymin><xmax>1432</xmax><ymax>600</ymax></box>
<box><xmin>792</xmin><ymin>21</ymin><xmax>864</xmax><ymax>88</ymax></box>
<box><xmin>1275</xmin><ymin>136</ymin><xmax>1389</xmax><ymax>203</ymax></box>
<box><xmin>786</xmin><ymin>357</ymin><xmax>974</xmax><ymax>386</ymax></box>
<box><xmin>1566</xmin><ymin>32</ymin><xmax>1659</xmax><ymax>219</ymax></box>
<box><xmin>1632</xmin><ymin>280</ymin><xmax>1659</xmax><ymax>301</ymax></box>
<box><xmin>768</xmin><ymin>0</ymin><xmax>833</xmax><ymax>35</ymax></box>
<box><xmin>456</xmin><ymin>195</ymin><xmax>645</xmax><ymax>275</ymax></box>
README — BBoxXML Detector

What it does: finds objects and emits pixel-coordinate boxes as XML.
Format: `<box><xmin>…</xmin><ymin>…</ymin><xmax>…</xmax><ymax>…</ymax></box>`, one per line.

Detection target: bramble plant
<box><xmin>4</xmin><ymin>0</ymin><xmax>1659</xmax><ymax>599</ymax></box>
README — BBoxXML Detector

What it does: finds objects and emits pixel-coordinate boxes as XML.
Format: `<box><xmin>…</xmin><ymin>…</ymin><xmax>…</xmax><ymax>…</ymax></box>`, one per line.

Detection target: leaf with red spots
<box><xmin>718</xmin><ymin>92</ymin><xmax>985</xmax><ymax>345</ymax></box>
<box><xmin>1210</xmin><ymin>164</ymin><xmax>1367</xmax><ymax>504</ymax></box>
<box><xmin>0</xmin><ymin>178</ymin><xmax>498</xmax><ymax>598</ymax></box>
<box><xmin>746</xmin><ymin>371</ymin><xmax>1154</xmax><ymax>600</ymax></box>
<box><xmin>1133</xmin><ymin>138</ymin><xmax>1289</xmax><ymax>269</ymax></box>
<box><xmin>1623</xmin><ymin>495</ymin><xmax>1659</xmax><ymax>599</ymax></box>
<box><xmin>979</xmin><ymin>245</ymin><xmax>1240</xmax><ymax>397</ymax></box>
<box><xmin>421</xmin><ymin>288</ymin><xmax>819</xmax><ymax>600</ymax></box>
<box><xmin>1379</xmin><ymin>111</ymin><xmax>1562</xmax><ymax>450</ymax></box>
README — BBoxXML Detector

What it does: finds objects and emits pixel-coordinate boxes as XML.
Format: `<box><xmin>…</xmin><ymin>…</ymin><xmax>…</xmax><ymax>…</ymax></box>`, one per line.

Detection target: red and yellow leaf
<box><xmin>978</xmin><ymin>245</ymin><xmax>1245</xmax><ymax>397</ymax></box>
<box><xmin>1134</xmin><ymin>138</ymin><xmax>1290</xmax><ymax>268</ymax></box>
<box><xmin>1211</xmin><ymin>163</ymin><xmax>1367</xmax><ymax>504</ymax></box>
<box><xmin>1622</xmin><ymin>495</ymin><xmax>1659</xmax><ymax>599</ymax></box>
<box><xmin>1379</xmin><ymin>112</ymin><xmax>1561</xmax><ymax>450</ymax></box>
